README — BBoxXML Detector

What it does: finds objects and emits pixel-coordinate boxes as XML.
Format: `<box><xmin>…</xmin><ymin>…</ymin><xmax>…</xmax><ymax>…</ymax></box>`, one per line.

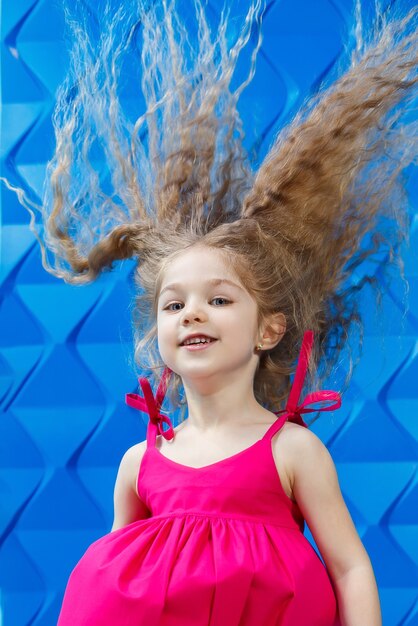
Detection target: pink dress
<box><xmin>57</xmin><ymin>330</ymin><xmax>342</xmax><ymax>625</ymax></box>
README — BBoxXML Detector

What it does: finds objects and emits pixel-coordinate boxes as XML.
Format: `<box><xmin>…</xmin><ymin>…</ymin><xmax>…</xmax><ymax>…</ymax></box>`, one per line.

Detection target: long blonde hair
<box><xmin>3</xmin><ymin>0</ymin><xmax>418</xmax><ymax>423</ymax></box>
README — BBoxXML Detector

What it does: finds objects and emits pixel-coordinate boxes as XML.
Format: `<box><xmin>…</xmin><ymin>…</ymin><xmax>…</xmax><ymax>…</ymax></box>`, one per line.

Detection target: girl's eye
<box><xmin>212</xmin><ymin>297</ymin><xmax>230</xmax><ymax>306</ymax></box>
<box><xmin>165</xmin><ymin>302</ymin><xmax>182</xmax><ymax>312</ymax></box>
<box><xmin>164</xmin><ymin>297</ymin><xmax>231</xmax><ymax>311</ymax></box>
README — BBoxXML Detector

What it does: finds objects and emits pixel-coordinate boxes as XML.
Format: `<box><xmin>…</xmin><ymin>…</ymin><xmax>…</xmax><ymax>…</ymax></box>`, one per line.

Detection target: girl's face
<box><xmin>157</xmin><ymin>246</ymin><xmax>262</xmax><ymax>385</ymax></box>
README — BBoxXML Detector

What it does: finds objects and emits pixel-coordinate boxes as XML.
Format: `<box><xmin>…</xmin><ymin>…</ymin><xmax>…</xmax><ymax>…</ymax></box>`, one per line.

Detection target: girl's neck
<box><xmin>182</xmin><ymin>388</ymin><xmax>274</xmax><ymax>434</ymax></box>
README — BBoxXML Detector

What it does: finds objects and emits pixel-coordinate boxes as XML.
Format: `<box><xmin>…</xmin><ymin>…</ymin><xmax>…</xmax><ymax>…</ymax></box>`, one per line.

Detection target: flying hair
<box><xmin>2</xmin><ymin>0</ymin><xmax>418</xmax><ymax>423</ymax></box>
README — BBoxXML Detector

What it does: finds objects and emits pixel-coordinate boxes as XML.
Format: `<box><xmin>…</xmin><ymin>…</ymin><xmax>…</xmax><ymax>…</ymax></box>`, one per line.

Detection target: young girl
<box><xmin>3</xmin><ymin>0</ymin><xmax>417</xmax><ymax>624</ymax></box>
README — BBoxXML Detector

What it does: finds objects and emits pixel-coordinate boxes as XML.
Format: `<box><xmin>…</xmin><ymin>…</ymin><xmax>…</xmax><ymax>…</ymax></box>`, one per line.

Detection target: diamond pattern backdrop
<box><xmin>1</xmin><ymin>0</ymin><xmax>417</xmax><ymax>625</ymax></box>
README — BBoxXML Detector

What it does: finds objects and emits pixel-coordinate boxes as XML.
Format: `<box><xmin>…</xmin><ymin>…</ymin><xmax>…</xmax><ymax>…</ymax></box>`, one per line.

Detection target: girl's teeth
<box><xmin>183</xmin><ymin>337</ymin><xmax>214</xmax><ymax>345</ymax></box>
<box><xmin>186</xmin><ymin>338</ymin><xmax>210</xmax><ymax>345</ymax></box>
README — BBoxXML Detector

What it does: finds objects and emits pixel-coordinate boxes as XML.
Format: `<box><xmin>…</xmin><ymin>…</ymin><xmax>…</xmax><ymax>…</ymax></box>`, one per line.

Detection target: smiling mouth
<box><xmin>181</xmin><ymin>339</ymin><xmax>218</xmax><ymax>349</ymax></box>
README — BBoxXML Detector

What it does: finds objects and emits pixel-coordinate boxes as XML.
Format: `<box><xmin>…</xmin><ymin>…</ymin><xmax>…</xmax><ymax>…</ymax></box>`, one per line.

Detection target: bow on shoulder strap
<box><xmin>125</xmin><ymin>366</ymin><xmax>175</xmax><ymax>441</ymax></box>
<box><xmin>273</xmin><ymin>330</ymin><xmax>342</xmax><ymax>427</ymax></box>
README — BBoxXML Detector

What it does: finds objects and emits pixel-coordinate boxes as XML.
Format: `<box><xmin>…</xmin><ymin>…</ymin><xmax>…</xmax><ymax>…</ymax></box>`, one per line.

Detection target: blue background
<box><xmin>1</xmin><ymin>0</ymin><xmax>418</xmax><ymax>624</ymax></box>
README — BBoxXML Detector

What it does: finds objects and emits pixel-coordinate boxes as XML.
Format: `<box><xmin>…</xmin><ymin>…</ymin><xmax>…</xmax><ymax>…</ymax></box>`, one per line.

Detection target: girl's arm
<box><xmin>111</xmin><ymin>442</ymin><xmax>149</xmax><ymax>531</ymax></box>
<box><xmin>284</xmin><ymin>426</ymin><xmax>382</xmax><ymax>626</ymax></box>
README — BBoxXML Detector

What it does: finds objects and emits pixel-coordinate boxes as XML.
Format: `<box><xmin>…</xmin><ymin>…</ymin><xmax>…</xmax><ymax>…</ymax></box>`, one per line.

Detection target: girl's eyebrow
<box><xmin>159</xmin><ymin>278</ymin><xmax>244</xmax><ymax>297</ymax></box>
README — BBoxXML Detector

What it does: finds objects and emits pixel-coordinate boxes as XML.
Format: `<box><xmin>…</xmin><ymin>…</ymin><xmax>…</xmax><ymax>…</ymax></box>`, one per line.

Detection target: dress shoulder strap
<box><xmin>263</xmin><ymin>329</ymin><xmax>342</xmax><ymax>439</ymax></box>
<box><xmin>125</xmin><ymin>367</ymin><xmax>174</xmax><ymax>448</ymax></box>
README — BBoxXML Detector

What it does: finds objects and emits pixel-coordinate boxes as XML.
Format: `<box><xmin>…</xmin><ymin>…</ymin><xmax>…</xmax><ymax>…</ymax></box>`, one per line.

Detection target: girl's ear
<box><xmin>259</xmin><ymin>313</ymin><xmax>286</xmax><ymax>351</ymax></box>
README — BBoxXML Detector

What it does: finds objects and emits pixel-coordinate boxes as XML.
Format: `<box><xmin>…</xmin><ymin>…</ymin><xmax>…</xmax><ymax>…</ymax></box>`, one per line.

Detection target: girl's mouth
<box><xmin>181</xmin><ymin>339</ymin><xmax>218</xmax><ymax>351</ymax></box>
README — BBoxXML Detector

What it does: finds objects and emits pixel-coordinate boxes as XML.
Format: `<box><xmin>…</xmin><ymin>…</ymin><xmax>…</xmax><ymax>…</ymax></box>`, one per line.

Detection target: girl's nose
<box><xmin>181</xmin><ymin>307</ymin><xmax>206</xmax><ymax>324</ymax></box>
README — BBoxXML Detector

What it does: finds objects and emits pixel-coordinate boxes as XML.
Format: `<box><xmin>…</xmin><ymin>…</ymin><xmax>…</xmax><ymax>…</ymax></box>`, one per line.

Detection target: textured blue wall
<box><xmin>1</xmin><ymin>1</ymin><xmax>418</xmax><ymax>625</ymax></box>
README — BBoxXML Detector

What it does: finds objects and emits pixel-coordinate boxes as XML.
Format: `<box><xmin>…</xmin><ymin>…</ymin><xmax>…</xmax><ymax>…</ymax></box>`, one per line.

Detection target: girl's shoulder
<box><xmin>124</xmin><ymin>437</ymin><xmax>159</xmax><ymax>498</ymax></box>
<box><xmin>273</xmin><ymin>418</ymin><xmax>328</xmax><ymax>452</ymax></box>
<box><xmin>271</xmin><ymin>420</ymin><xmax>328</xmax><ymax>503</ymax></box>
<box><xmin>273</xmin><ymin>419</ymin><xmax>341</xmax><ymax>506</ymax></box>
<box><xmin>112</xmin><ymin>439</ymin><xmax>151</xmax><ymax>530</ymax></box>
